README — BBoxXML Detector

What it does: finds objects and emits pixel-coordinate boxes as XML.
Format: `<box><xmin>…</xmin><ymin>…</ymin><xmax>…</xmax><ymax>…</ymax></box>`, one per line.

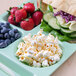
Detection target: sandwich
<box><xmin>43</xmin><ymin>0</ymin><xmax>76</xmax><ymax>31</ymax></box>
<box><xmin>38</xmin><ymin>0</ymin><xmax>76</xmax><ymax>42</ymax></box>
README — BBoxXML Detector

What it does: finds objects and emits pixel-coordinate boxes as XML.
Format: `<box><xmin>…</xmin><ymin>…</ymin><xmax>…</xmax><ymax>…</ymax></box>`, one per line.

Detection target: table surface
<box><xmin>0</xmin><ymin>0</ymin><xmax>76</xmax><ymax>76</ymax></box>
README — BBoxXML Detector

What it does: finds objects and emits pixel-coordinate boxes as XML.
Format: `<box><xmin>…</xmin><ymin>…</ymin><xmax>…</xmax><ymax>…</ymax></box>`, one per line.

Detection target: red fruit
<box><xmin>15</xmin><ymin>9</ymin><xmax>27</xmax><ymax>22</ymax></box>
<box><xmin>23</xmin><ymin>3</ymin><xmax>35</xmax><ymax>13</ymax></box>
<box><xmin>10</xmin><ymin>7</ymin><xmax>18</xmax><ymax>15</ymax></box>
<box><xmin>32</xmin><ymin>11</ymin><xmax>43</xmax><ymax>25</ymax></box>
<box><xmin>8</xmin><ymin>15</ymin><xmax>17</xmax><ymax>25</ymax></box>
<box><xmin>20</xmin><ymin>18</ymin><xmax>34</xmax><ymax>31</ymax></box>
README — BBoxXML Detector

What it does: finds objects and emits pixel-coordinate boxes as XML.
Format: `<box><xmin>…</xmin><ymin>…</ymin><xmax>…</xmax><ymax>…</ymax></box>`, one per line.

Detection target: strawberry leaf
<box><xmin>9</xmin><ymin>7</ymin><xmax>13</xmax><ymax>10</ymax></box>
<box><xmin>27</xmin><ymin>13</ymin><xmax>31</xmax><ymax>18</ymax></box>
<box><xmin>19</xmin><ymin>7</ymin><xmax>23</xmax><ymax>9</ymax></box>
<box><xmin>23</xmin><ymin>3</ymin><xmax>25</xmax><ymax>5</ymax></box>
<box><xmin>7</xmin><ymin>7</ymin><xmax>13</xmax><ymax>15</ymax></box>
<box><xmin>7</xmin><ymin>10</ymin><xmax>11</xmax><ymax>15</ymax></box>
<box><xmin>35</xmin><ymin>8</ymin><xmax>43</xmax><ymax>13</ymax></box>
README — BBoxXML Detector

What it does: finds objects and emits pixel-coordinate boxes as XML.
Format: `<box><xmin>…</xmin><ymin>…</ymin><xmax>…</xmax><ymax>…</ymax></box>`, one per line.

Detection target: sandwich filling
<box><xmin>40</xmin><ymin>0</ymin><xmax>76</xmax><ymax>41</ymax></box>
<box><xmin>53</xmin><ymin>9</ymin><xmax>76</xmax><ymax>31</ymax></box>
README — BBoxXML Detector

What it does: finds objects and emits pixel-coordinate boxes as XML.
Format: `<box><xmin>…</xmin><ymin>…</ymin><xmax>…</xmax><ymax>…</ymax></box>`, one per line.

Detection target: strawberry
<box><xmin>15</xmin><ymin>9</ymin><xmax>27</xmax><ymax>22</ymax></box>
<box><xmin>23</xmin><ymin>3</ymin><xmax>35</xmax><ymax>13</ymax></box>
<box><xmin>20</xmin><ymin>18</ymin><xmax>34</xmax><ymax>31</ymax></box>
<box><xmin>8</xmin><ymin>15</ymin><xmax>17</xmax><ymax>25</ymax></box>
<box><xmin>10</xmin><ymin>7</ymin><xmax>18</xmax><ymax>15</ymax></box>
<box><xmin>32</xmin><ymin>11</ymin><xmax>43</xmax><ymax>26</ymax></box>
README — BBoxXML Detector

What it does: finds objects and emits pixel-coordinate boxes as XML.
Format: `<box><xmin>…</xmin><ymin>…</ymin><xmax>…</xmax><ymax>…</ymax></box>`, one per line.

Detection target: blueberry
<box><xmin>6</xmin><ymin>22</ymin><xmax>10</xmax><ymax>26</ymax></box>
<box><xmin>0</xmin><ymin>22</ymin><xmax>4</xmax><ymax>26</ymax></box>
<box><xmin>0</xmin><ymin>27</ymin><xmax>2</xmax><ymax>30</ymax></box>
<box><xmin>0</xmin><ymin>42</ymin><xmax>7</xmax><ymax>48</ymax></box>
<box><xmin>8</xmin><ymin>28</ymin><xmax>11</xmax><ymax>31</ymax></box>
<box><xmin>3</xmin><ymin>24</ymin><xmax>9</xmax><ymax>28</ymax></box>
<box><xmin>9</xmin><ymin>30</ymin><xmax>15</xmax><ymax>37</ymax></box>
<box><xmin>1</xmin><ymin>27</ymin><xmax>8</xmax><ymax>33</ymax></box>
<box><xmin>3</xmin><ymin>22</ymin><xmax>10</xmax><ymax>28</ymax></box>
<box><xmin>13</xmin><ymin>29</ymin><xmax>18</xmax><ymax>33</ymax></box>
<box><xmin>0</xmin><ymin>25</ymin><xmax>4</xmax><ymax>29</ymax></box>
<box><xmin>5</xmin><ymin>39</ymin><xmax>11</xmax><ymax>45</ymax></box>
<box><xmin>0</xmin><ymin>34</ymin><xmax>3</xmax><ymax>38</ymax></box>
<box><xmin>15</xmin><ymin>33</ymin><xmax>21</xmax><ymax>40</ymax></box>
<box><xmin>4</xmin><ymin>33</ymin><xmax>10</xmax><ymax>39</ymax></box>
<box><xmin>0</xmin><ymin>39</ymin><xmax>4</xmax><ymax>43</ymax></box>
<box><xmin>11</xmin><ymin>37</ymin><xmax>15</xmax><ymax>42</ymax></box>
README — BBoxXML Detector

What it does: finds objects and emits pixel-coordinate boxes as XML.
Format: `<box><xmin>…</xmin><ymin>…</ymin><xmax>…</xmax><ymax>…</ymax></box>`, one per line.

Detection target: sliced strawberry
<box><xmin>15</xmin><ymin>9</ymin><xmax>27</xmax><ymax>22</ymax></box>
<box><xmin>20</xmin><ymin>18</ymin><xmax>34</xmax><ymax>31</ymax></box>
<box><xmin>23</xmin><ymin>3</ymin><xmax>35</xmax><ymax>13</ymax></box>
<box><xmin>32</xmin><ymin>11</ymin><xmax>43</xmax><ymax>26</ymax></box>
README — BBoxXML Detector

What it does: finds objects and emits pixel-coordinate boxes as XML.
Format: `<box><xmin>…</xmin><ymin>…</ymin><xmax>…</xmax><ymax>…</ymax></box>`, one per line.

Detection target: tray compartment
<box><xmin>0</xmin><ymin>26</ymin><xmax>76</xmax><ymax>76</ymax></box>
<box><xmin>0</xmin><ymin>0</ymin><xmax>76</xmax><ymax>76</ymax></box>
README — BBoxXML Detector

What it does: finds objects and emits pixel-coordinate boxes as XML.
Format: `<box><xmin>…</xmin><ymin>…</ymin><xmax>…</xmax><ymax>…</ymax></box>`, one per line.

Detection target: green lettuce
<box><xmin>40</xmin><ymin>21</ymin><xmax>52</xmax><ymax>32</ymax></box>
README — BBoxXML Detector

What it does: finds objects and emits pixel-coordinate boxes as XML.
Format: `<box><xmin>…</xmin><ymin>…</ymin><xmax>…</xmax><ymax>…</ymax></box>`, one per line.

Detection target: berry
<box><xmin>6</xmin><ymin>22</ymin><xmax>10</xmax><ymax>26</ymax></box>
<box><xmin>20</xmin><ymin>18</ymin><xmax>34</xmax><ymax>31</ymax></box>
<box><xmin>0</xmin><ymin>22</ymin><xmax>10</xmax><ymax>28</ymax></box>
<box><xmin>32</xmin><ymin>11</ymin><xmax>43</xmax><ymax>25</ymax></box>
<box><xmin>4</xmin><ymin>33</ymin><xmax>10</xmax><ymax>39</ymax></box>
<box><xmin>0</xmin><ymin>21</ymin><xmax>21</xmax><ymax>48</ymax></box>
<box><xmin>0</xmin><ymin>39</ymin><xmax>4</xmax><ymax>43</ymax></box>
<box><xmin>3</xmin><ymin>24</ymin><xmax>9</xmax><ymax>28</ymax></box>
<box><xmin>0</xmin><ymin>42</ymin><xmax>7</xmax><ymax>48</ymax></box>
<box><xmin>13</xmin><ymin>29</ymin><xmax>18</xmax><ymax>33</ymax></box>
<box><xmin>5</xmin><ymin>39</ymin><xmax>11</xmax><ymax>45</ymax></box>
<box><xmin>3</xmin><ymin>22</ymin><xmax>10</xmax><ymax>28</ymax></box>
<box><xmin>1</xmin><ymin>27</ymin><xmax>8</xmax><ymax>33</ymax></box>
<box><xmin>10</xmin><ymin>7</ymin><xmax>18</xmax><ymax>15</ymax></box>
<box><xmin>8</xmin><ymin>28</ymin><xmax>11</xmax><ymax>31</ymax></box>
<box><xmin>10</xmin><ymin>37</ymin><xmax>15</xmax><ymax>42</ymax></box>
<box><xmin>0</xmin><ymin>34</ymin><xmax>3</xmax><ymax>38</ymax></box>
<box><xmin>8</xmin><ymin>15</ymin><xmax>17</xmax><ymax>25</ymax></box>
<box><xmin>15</xmin><ymin>33</ymin><xmax>21</xmax><ymax>39</ymax></box>
<box><xmin>15</xmin><ymin>9</ymin><xmax>27</xmax><ymax>22</ymax></box>
<box><xmin>9</xmin><ymin>30</ymin><xmax>15</xmax><ymax>37</ymax></box>
<box><xmin>0</xmin><ymin>22</ymin><xmax>4</xmax><ymax>26</ymax></box>
<box><xmin>23</xmin><ymin>3</ymin><xmax>35</xmax><ymax>13</ymax></box>
<box><xmin>0</xmin><ymin>27</ymin><xmax>2</xmax><ymax>31</ymax></box>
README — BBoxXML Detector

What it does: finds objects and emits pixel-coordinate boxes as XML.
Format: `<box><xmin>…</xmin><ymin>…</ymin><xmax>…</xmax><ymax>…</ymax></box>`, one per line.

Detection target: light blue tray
<box><xmin>0</xmin><ymin>0</ymin><xmax>76</xmax><ymax>76</ymax></box>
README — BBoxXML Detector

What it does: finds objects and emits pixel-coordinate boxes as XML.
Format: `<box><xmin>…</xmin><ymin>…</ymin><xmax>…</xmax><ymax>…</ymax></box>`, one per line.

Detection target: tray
<box><xmin>0</xmin><ymin>0</ymin><xmax>76</xmax><ymax>76</ymax></box>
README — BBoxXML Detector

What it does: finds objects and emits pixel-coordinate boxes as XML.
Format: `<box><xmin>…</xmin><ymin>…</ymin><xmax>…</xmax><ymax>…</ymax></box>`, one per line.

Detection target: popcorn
<box><xmin>53</xmin><ymin>54</ymin><xmax>60</xmax><ymax>61</ymax></box>
<box><xmin>49</xmin><ymin>61</ymin><xmax>52</xmax><ymax>65</ymax></box>
<box><xmin>33</xmin><ymin>61</ymin><xmax>41</xmax><ymax>67</ymax></box>
<box><xmin>42</xmin><ymin>60</ymin><xmax>49</xmax><ymax>67</ymax></box>
<box><xmin>24</xmin><ymin>53</ymin><xmax>33</xmax><ymax>58</ymax></box>
<box><xmin>49</xmin><ymin>56</ymin><xmax>54</xmax><ymax>60</ymax></box>
<box><xmin>31</xmin><ymin>40</ymin><xmax>37</xmax><ymax>46</ymax></box>
<box><xmin>43</xmin><ymin>51</ymin><xmax>50</xmax><ymax>57</ymax></box>
<box><xmin>16</xmin><ymin>29</ymin><xmax>62</xmax><ymax>67</ymax></box>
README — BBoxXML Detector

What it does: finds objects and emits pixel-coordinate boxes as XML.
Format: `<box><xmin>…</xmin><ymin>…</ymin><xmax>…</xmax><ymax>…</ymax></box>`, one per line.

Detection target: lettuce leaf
<box><xmin>51</xmin><ymin>30</ymin><xmax>72</xmax><ymax>41</ymax></box>
<box><xmin>40</xmin><ymin>21</ymin><xmax>52</xmax><ymax>32</ymax></box>
<box><xmin>48</xmin><ymin>5</ymin><xmax>53</xmax><ymax>12</ymax></box>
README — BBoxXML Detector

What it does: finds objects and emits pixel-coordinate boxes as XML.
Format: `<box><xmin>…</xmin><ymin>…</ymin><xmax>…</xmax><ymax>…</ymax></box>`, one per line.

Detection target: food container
<box><xmin>0</xmin><ymin>0</ymin><xmax>76</xmax><ymax>76</ymax></box>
